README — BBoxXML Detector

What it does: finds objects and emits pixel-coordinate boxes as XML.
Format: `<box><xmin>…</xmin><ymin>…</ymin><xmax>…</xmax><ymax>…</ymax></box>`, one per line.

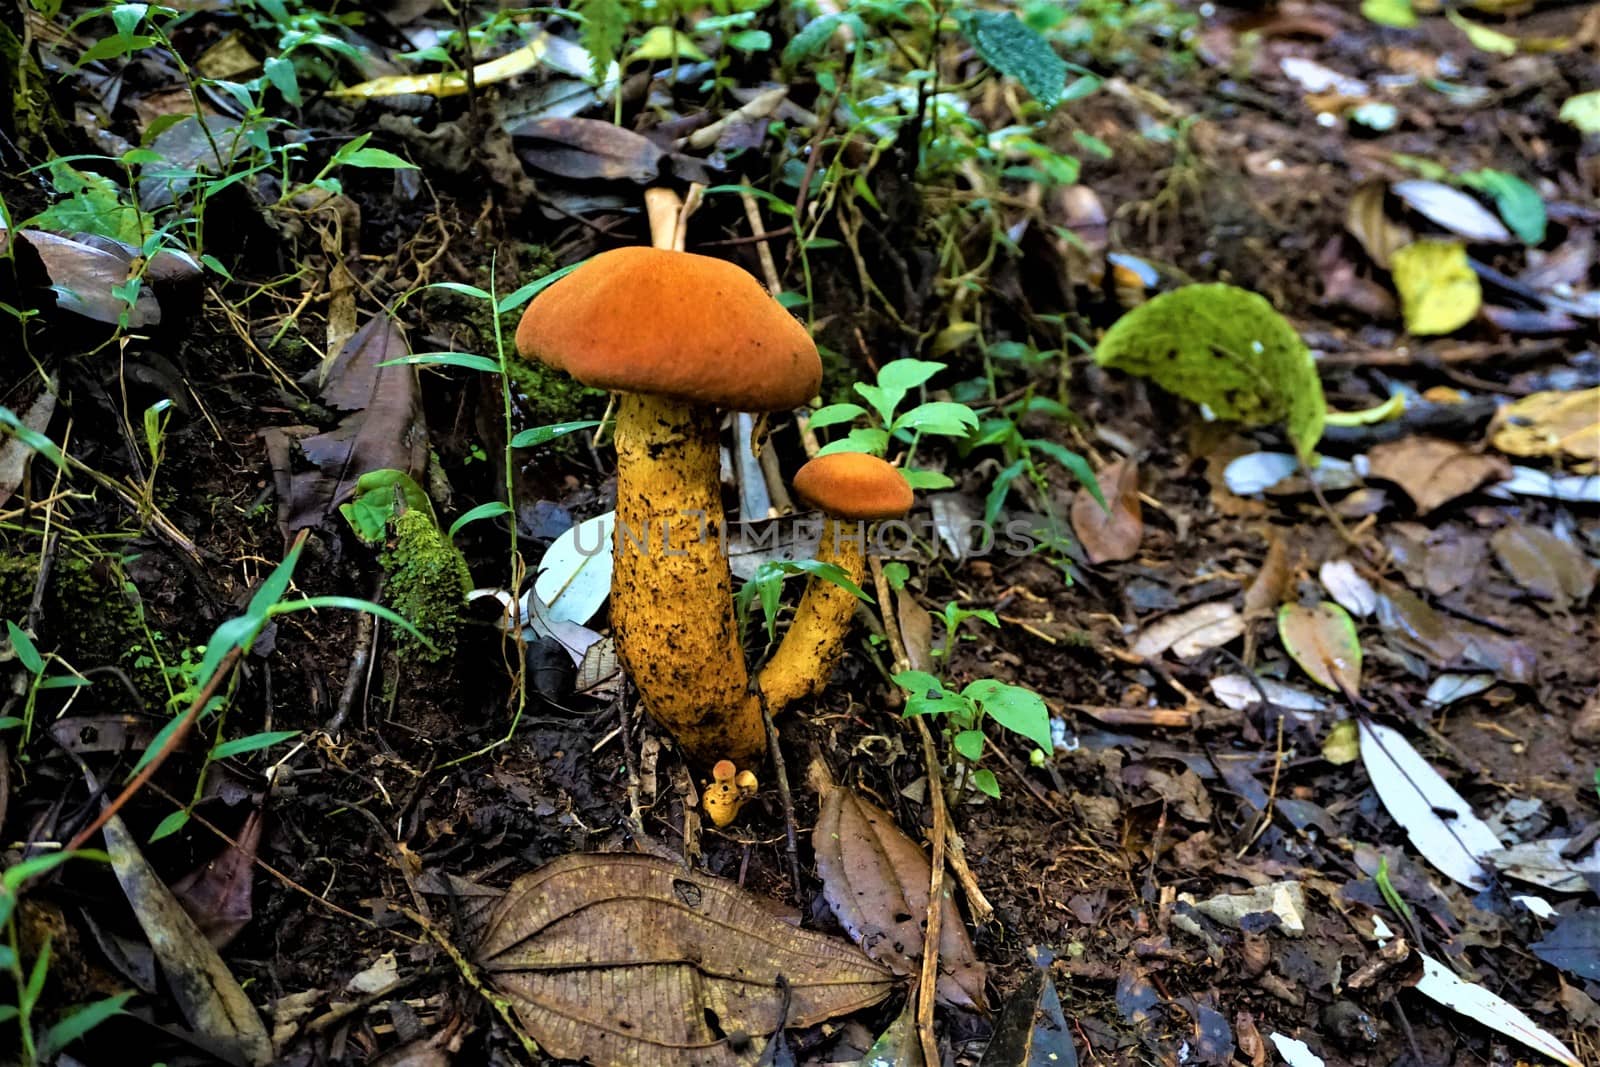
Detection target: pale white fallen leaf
<box><xmin>1132</xmin><ymin>602</ymin><xmax>1244</xmax><ymax>659</ymax></box>
<box><xmin>1423</xmin><ymin>673</ymin><xmax>1494</xmax><ymax>708</ymax></box>
<box><xmin>468</xmin><ymin>588</ymin><xmax>603</xmax><ymax>665</ymax></box>
<box><xmin>1191</xmin><ymin>881</ymin><xmax>1306</xmax><ymax>936</ymax></box>
<box><xmin>1209</xmin><ymin>674</ymin><xmax>1326</xmax><ymax>713</ymax></box>
<box><xmin>1319</xmin><ymin>559</ymin><xmax>1378</xmax><ymax>618</ymax></box>
<box><xmin>1490</xmin><ymin>467</ymin><xmax>1600</xmax><ymax>504</ymax></box>
<box><xmin>1515</xmin><ymin>895</ymin><xmax>1559</xmax><ymax>920</ymax></box>
<box><xmin>1392</xmin><ymin>180</ymin><xmax>1513</xmax><ymax>243</ymax></box>
<box><xmin>1268</xmin><ymin>1032</ymin><xmax>1326</xmax><ymax>1067</ymax></box>
<box><xmin>1359</xmin><ymin>721</ymin><xmax>1502</xmax><ymax>889</ymax></box>
<box><xmin>1224</xmin><ymin>452</ymin><xmax>1298</xmax><ymax>495</ymax></box>
<box><xmin>1414</xmin><ymin>952</ymin><xmax>1580</xmax><ymax>1067</ymax></box>
<box><xmin>1280</xmin><ymin>56</ymin><xmax>1368</xmax><ymax>97</ymax></box>
<box><xmin>534</xmin><ymin>511</ymin><xmax>614</xmax><ymax>625</ymax></box>
<box><xmin>346</xmin><ymin>952</ymin><xmax>399</xmax><ymax>994</ymax></box>
<box><xmin>1484</xmin><ymin>838</ymin><xmax>1600</xmax><ymax>894</ymax></box>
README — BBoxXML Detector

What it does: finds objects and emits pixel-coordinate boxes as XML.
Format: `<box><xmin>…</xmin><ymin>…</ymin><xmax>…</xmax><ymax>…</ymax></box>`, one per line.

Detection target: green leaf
<box><xmin>1391</xmin><ymin>240</ymin><xmax>1481</xmax><ymax>336</ymax></box>
<box><xmin>953</xmin><ymin>9</ymin><xmax>1067</xmax><ymax>107</ymax></box>
<box><xmin>381</xmin><ymin>352</ymin><xmax>502</xmax><ymax>373</ymax></box>
<box><xmin>148</xmin><ymin>808</ymin><xmax>190</xmax><ymax>842</ymax></box>
<box><xmin>211</xmin><ymin>729</ymin><xmax>300</xmax><ymax>760</ymax></box>
<box><xmin>953</xmin><ymin>729</ymin><xmax>985</xmax><ymax>761</ymax></box>
<box><xmin>1027</xmin><ymin>439</ymin><xmax>1104</xmax><ymax>508</ymax></box>
<box><xmin>7</xmin><ymin>620</ymin><xmax>43</xmax><ymax>674</ymax></box>
<box><xmin>892</xmin><ymin>670</ymin><xmax>945</xmax><ymax>698</ymax></box>
<box><xmin>783</xmin><ymin>12</ymin><xmax>858</xmax><ymax>64</ymax></box>
<box><xmin>1092</xmin><ymin>283</ymin><xmax>1326</xmax><ymax>461</ymax></box>
<box><xmin>971</xmin><ymin>768</ymin><xmax>1001</xmax><ymax>799</ymax></box>
<box><xmin>806</xmin><ymin>403</ymin><xmax>867</xmax><ymax>432</ymax></box>
<box><xmin>509</xmin><ymin>419</ymin><xmax>601</xmax><ymax>448</ymax></box>
<box><xmin>881</xmin><ymin>561</ymin><xmax>909</xmax><ymax>591</ymax></box>
<box><xmin>426</xmin><ymin>281</ymin><xmax>492</xmax><ymax>301</ymax></box>
<box><xmin>1445</xmin><ymin>9</ymin><xmax>1516</xmax><ymax>55</ymax></box>
<box><xmin>39</xmin><ymin>993</ymin><xmax>134</xmax><ymax>1059</ymax></box>
<box><xmin>270</xmin><ymin>595</ymin><xmax>433</xmax><ymax>648</ymax></box>
<box><xmin>0</xmin><ymin>405</ymin><xmax>66</xmax><ymax>471</ymax></box>
<box><xmin>984</xmin><ymin>459</ymin><xmax>1026</xmax><ymax>526</ymax></box>
<box><xmin>338</xmin><ymin>146</ymin><xmax>417</xmax><ymax>170</ymax></box>
<box><xmin>900</xmin><ymin>469</ymin><xmax>953</xmax><ymax>490</ymax></box>
<box><xmin>24</xmin><ymin>936</ymin><xmax>51</xmax><ymax>1010</ymax></box>
<box><xmin>1360</xmin><ymin>0</ymin><xmax>1416</xmax><ymax>28</ymax></box>
<box><xmin>76</xmin><ymin>33</ymin><xmax>158</xmax><ymax>64</ymax></box>
<box><xmin>1</xmin><ymin>849</ymin><xmax>110</xmax><ymax>892</ymax></box>
<box><xmin>264</xmin><ymin>55</ymin><xmax>301</xmax><ymax>106</ymax></box>
<box><xmin>448</xmin><ymin>501</ymin><xmax>512</xmax><ymax>539</ymax></box>
<box><xmin>891</xmin><ymin>401</ymin><xmax>979</xmax><ymax>438</ymax></box>
<box><xmin>36</xmin><ymin>675</ymin><xmax>92</xmax><ymax>690</ymax></box>
<box><xmin>816</xmin><ymin>427</ymin><xmax>890</xmax><ymax>457</ymax></box>
<box><xmin>1278</xmin><ymin>602</ymin><xmax>1362</xmax><ymax>693</ymax></box>
<box><xmin>1560</xmin><ymin>91</ymin><xmax>1600</xmax><ymax>135</ymax></box>
<box><xmin>727</xmin><ymin>29</ymin><xmax>771</xmax><ymax>54</ymax></box>
<box><xmin>578</xmin><ymin>0</ymin><xmax>630</xmax><ymax>76</ymax></box>
<box><xmin>1460</xmin><ymin>170</ymin><xmax>1546</xmax><ymax>245</ymax></box>
<box><xmin>497</xmin><ymin>262</ymin><xmax>581</xmax><ymax>313</ymax></box>
<box><xmin>963</xmin><ymin>679</ymin><xmax>1052</xmax><ymax>753</ymax></box>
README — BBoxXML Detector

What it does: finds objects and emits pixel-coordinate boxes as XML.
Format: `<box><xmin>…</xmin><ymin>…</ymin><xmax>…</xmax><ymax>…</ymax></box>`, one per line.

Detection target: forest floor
<box><xmin>2</xmin><ymin>1</ymin><xmax>1598</xmax><ymax>1065</ymax></box>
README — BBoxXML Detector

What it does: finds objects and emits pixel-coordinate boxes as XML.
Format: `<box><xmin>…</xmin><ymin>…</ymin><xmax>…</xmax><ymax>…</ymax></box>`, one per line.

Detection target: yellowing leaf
<box><xmin>1490</xmin><ymin>388</ymin><xmax>1600</xmax><ymax>461</ymax></box>
<box><xmin>1322</xmin><ymin>719</ymin><xmax>1360</xmax><ymax>765</ymax></box>
<box><xmin>627</xmin><ymin>26</ymin><xmax>708</xmax><ymax>63</ymax></box>
<box><xmin>331</xmin><ymin>34</ymin><xmax>561</xmax><ymax>98</ymax></box>
<box><xmin>1559</xmin><ymin>91</ymin><xmax>1600</xmax><ymax>134</ymax></box>
<box><xmin>1391</xmin><ymin>240</ymin><xmax>1481</xmax><ymax>335</ymax></box>
<box><xmin>1278</xmin><ymin>602</ymin><xmax>1362</xmax><ymax>693</ymax></box>
<box><xmin>1446</xmin><ymin>9</ymin><xmax>1516</xmax><ymax>55</ymax></box>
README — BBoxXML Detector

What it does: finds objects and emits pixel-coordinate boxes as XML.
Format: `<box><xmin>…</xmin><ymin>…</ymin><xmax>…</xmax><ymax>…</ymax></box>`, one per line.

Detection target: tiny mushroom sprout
<box><xmin>514</xmin><ymin>246</ymin><xmax>821</xmax><ymax>767</ymax></box>
<box><xmin>755</xmin><ymin>452</ymin><xmax>913</xmax><ymax>712</ymax></box>
<box><xmin>702</xmin><ymin>759</ymin><xmax>760</xmax><ymax>828</ymax></box>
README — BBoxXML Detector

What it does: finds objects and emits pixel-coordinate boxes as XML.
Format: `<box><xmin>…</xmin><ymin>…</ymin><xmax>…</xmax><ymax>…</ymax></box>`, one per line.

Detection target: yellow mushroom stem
<box><xmin>610</xmin><ymin>391</ymin><xmax>764</xmax><ymax>766</ymax></box>
<box><xmin>754</xmin><ymin>516</ymin><xmax>867</xmax><ymax>712</ymax></box>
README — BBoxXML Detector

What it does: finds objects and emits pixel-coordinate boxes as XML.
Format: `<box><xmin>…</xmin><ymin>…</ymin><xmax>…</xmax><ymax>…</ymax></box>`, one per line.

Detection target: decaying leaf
<box><xmin>1366</xmin><ymin>437</ymin><xmax>1509</xmax><ymax>514</ymax></box>
<box><xmin>1489</xmin><ymin>524</ymin><xmax>1597</xmax><ymax>608</ymax></box>
<box><xmin>1489</xmin><ymin>388</ymin><xmax>1600</xmax><ymax>461</ymax></box>
<box><xmin>978</xmin><ymin>948</ymin><xmax>1076</xmax><ymax>1067</ymax></box>
<box><xmin>477</xmin><ymin>853</ymin><xmax>893</xmax><ymax>1067</ymax></box>
<box><xmin>1278</xmin><ymin>602</ymin><xmax>1362</xmax><ymax>693</ymax></box>
<box><xmin>269</xmin><ymin>314</ymin><xmax>426</xmax><ymax>531</ymax></box>
<box><xmin>172</xmin><ymin>808</ymin><xmax>262</xmax><ymax>948</ymax></box>
<box><xmin>1344</xmin><ymin>180</ymin><xmax>1412</xmax><ymax>269</ymax></box>
<box><xmin>329</xmin><ymin>29</ymin><xmax>596</xmax><ymax>98</ymax></box>
<box><xmin>1391</xmin><ymin>240</ymin><xmax>1482</xmax><ymax>335</ymax></box>
<box><xmin>1070</xmin><ymin>459</ymin><xmax>1143</xmax><ymax>564</ymax></box>
<box><xmin>814</xmin><ymin>784</ymin><xmax>987</xmax><ymax>1012</ymax></box>
<box><xmin>1359</xmin><ymin>721</ymin><xmax>1502</xmax><ymax>890</ymax></box>
<box><xmin>0</xmin><ymin>384</ymin><xmax>57</xmax><ymax>509</ymax></box>
<box><xmin>1530</xmin><ymin>910</ymin><xmax>1600</xmax><ymax>981</ymax></box>
<box><xmin>1132</xmin><ymin>602</ymin><xmax>1245</xmax><ymax>660</ymax></box>
<box><xmin>102</xmin><ymin>812</ymin><xmax>273</xmax><ymax>1065</ymax></box>
<box><xmin>1485</xmin><ymin>838</ymin><xmax>1600</xmax><ymax>894</ymax></box>
<box><xmin>6</xmin><ymin>228</ymin><xmax>196</xmax><ymax>327</ymax></box>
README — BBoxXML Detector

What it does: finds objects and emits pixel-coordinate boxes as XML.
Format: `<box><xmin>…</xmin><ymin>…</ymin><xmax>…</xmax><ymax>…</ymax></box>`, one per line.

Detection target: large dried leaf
<box><xmin>8</xmin><ymin>229</ymin><xmax>191</xmax><ymax>326</ymax></box>
<box><xmin>1070</xmin><ymin>459</ymin><xmax>1143</xmax><ymax>564</ymax></box>
<box><xmin>1490</xmin><ymin>525</ymin><xmax>1597</xmax><ymax>608</ymax></box>
<box><xmin>1365</xmin><ymin>437</ymin><xmax>1508</xmax><ymax>515</ymax></box>
<box><xmin>477</xmin><ymin>853</ymin><xmax>893</xmax><ymax>1067</ymax></box>
<box><xmin>102</xmin><ymin>811</ymin><xmax>272</xmax><ymax>1065</ymax></box>
<box><xmin>172</xmin><ymin>808</ymin><xmax>261</xmax><ymax>948</ymax></box>
<box><xmin>814</xmin><ymin>786</ymin><xmax>986</xmax><ymax>1012</ymax></box>
<box><xmin>509</xmin><ymin>117</ymin><xmax>664</xmax><ymax>182</ymax></box>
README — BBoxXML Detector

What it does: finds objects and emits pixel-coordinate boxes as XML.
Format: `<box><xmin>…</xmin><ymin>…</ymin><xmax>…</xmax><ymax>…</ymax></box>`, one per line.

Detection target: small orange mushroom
<box><xmin>703</xmin><ymin>759</ymin><xmax>760</xmax><ymax>827</ymax></box>
<box><xmin>515</xmin><ymin>246</ymin><xmax>821</xmax><ymax>766</ymax></box>
<box><xmin>755</xmin><ymin>453</ymin><xmax>913</xmax><ymax>711</ymax></box>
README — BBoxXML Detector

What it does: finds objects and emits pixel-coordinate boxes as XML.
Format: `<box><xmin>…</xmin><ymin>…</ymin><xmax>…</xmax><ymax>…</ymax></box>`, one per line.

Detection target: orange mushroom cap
<box><xmin>515</xmin><ymin>247</ymin><xmax>821</xmax><ymax>411</ymax></box>
<box><xmin>791</xmin><ymin>453</ymin><xmax>914</xmax><ymax>521</ymax></box>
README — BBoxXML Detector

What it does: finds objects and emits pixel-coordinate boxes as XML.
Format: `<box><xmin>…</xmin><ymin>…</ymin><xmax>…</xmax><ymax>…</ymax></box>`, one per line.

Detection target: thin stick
<box><xmin>756</xmin><ymin>686</ymin><xmax>804</xmax><ymax>902</ymax></box>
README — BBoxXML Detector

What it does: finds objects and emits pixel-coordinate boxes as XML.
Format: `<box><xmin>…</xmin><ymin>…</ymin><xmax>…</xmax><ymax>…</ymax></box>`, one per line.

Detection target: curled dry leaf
<box><xmin>1132</xmin><ymin>602</ymin><xmax>1245</xmax><ymax>660</ymax></box>
<box><xmin>509</xmin><ymin>117</ymin><xmax>665</xmax><ymax>183</ymax></box>
<box><xmin>1278</xmin><ymin>602</ymin><xmax>1362</xmax><ymax>693</ymax></box>
<box><xmin>814</xmin><ymin>784</ymin><xmax>987</xmax><ymax>1012</ymax></box>
<box><xmin>477</xmin><ymin>853</ymin><xmax>893</xmax><ymax>1067</ymax></box>
<box><xmin>1070</xmin><ymin>458</ymin><xmax>1143</xmax><ymax>565</ymax></box>
<box><xmin>1243</xmin><ymin>534</ymin><xmax>1291</xmax><ymax>617</ymax></box>
<box><xmin>1365</xmin><ymin>437</ymin><xmax>1509</xmax><ymax>515</ymax></box>
<box><xmin>1345</xmin><ymin>180</ymin><xmax>1412</xmax><ymax>269</ymax></box>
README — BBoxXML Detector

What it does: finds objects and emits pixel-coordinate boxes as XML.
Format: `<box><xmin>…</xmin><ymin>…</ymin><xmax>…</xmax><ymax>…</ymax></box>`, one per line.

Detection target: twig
<box><xmin>755</xmin><ymin>686</ymin><xmax>804</xmax><ymax>903</ymax></box>
<box><xmin>618</xmin><ymin>685</ymin><xmax>645</xmax><ymax>840</ymax></box>
<box><xmin>327</xmin><ymin>598</ymin><xmax>378</xmax><ymax>736</ymax></box>
<box><xmin>404</xmin><ymin>907</ymin><xmax>541</xmax><ymax>1061</ymax></box>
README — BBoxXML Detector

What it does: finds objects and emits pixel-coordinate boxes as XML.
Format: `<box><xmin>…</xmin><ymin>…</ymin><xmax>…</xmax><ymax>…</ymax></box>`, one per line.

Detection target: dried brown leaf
<box><xmin>1131</xmin><ymin>602</ymin><xmax>1245</xmax><ymax>660</ymax></box>
<box><xmin>1490</xmin><ymin>525</ymin><xmax>1597</xmax><ymax>608</ymax></box>
<box><xmin>1345</xmin><ymin>180</ymin><xmax>1412</xmax><ymax>269</ymax></box>
<box><xmin>478</xmin><ymin>853</ymin><xmax>893</xmax><ymax>1067</ymax></box>
<box><xmin>1243</xmin><ymin>534</ymin><xmax>1291</xmax><ymax>617</ymax></box>
<box><xmin>1366</xmin><ymin>437</ymin><xmax>1509</xmax><ymax>515</ymax></box>
<box><xmin>509</xmin><ymin>117</ymin><xmax>665</xmax><ymax>182</ymax></box>
<box><xmin>814</xmin><ymin>785</ymin><xmax>986</xmax><ymax>1012</ymax></box>
<box><xmin>173</xmin><ymin>808</ymin><xmax>261</xmax><ymax>948</ymax></box>
<box><xmin>1071</xmin><ymin>459</ymin><xmax>1143</xmax><ymax>565</ymax></box>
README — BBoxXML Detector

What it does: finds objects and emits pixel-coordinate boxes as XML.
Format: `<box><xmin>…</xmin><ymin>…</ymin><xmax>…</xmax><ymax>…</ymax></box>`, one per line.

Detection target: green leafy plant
<box><xmin>1</xmin><ymin>620</ymin><xmax>92</xmax><ymax>745</ymax></box>
<box><xmin>807</xmin><ymin>358</ymin><xmax>979</xmax><ymax>488</ymax></box>
<box><xmin>736</xmin><ymin>559</ymin><xmax>872</xmax><ymax>647</ymax></box>
<box><xmin>893</xmin><ymin>669</ymin><xmax>1052</xmax><ymax>798</ymax></box>
<box><xmin>2</xmin><ymin>851</ymin><xmax>129</xmax><ymax>1066</ymax></box>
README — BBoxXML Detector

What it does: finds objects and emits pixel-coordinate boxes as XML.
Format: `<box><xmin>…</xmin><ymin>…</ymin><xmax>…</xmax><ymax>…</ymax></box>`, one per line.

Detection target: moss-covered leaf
<box><xmin>1092</xmin><ymin>283</ymin><xmax>1325</xmax><ymax>459</ymax></box>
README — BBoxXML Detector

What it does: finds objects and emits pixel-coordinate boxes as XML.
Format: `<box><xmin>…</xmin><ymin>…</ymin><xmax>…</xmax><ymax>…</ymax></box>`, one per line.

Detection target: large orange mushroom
<box><xmin>515</xmin><ymin>246</ymin><xmax>820</xmax><ymax>765</ymax></box>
